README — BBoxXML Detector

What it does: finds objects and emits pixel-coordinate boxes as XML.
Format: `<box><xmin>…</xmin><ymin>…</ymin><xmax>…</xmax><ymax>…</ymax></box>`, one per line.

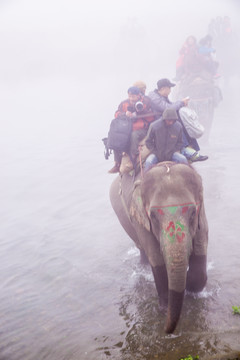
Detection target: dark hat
<box><xmin>162</xmin><ymin>108</ymin><xmax>178</xmax><ymax>121</ymax></box>
<box><xmin>127</xmin><ymin>86</ymin><xmax>140</xmax><ymax>95</ymax></box>
<box><xmin>157</xmin><ymin>78</ymin><xmax>176</xmax><ymax>89</ymax></box>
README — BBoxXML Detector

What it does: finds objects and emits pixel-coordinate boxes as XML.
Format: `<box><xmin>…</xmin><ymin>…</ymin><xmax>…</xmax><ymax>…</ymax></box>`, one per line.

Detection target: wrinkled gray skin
<box><xmin>109</xmin><ymin>162</ymin><xmax>208</xmax><ymax>334</ymax></box>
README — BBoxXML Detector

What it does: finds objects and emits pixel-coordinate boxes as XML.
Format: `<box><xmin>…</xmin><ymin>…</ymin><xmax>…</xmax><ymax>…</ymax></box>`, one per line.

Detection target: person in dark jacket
<box><xmin>108</xmin><ymin>86</ymin><xmax>155</xmax><ymax>174</ymax></box>
<box><xmin>148</xmin><ymin>78</ymin><xmax>208</xmax><ymax>162</ymax></box>
<box><xmin>144</xmin><ymin>108</ymin><xmax>188</xmax><ymax>172</ymax></box>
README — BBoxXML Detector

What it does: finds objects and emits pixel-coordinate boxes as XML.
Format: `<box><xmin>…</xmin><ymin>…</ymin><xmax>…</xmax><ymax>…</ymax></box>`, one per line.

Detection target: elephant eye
<box><xmin>150</xmin><ymin>210</ymin><xmax>158</xmax><ymax>221</ymax></box>
<box><xmin>150</xmin><ymin>210</ymin><xmax>161</xmax><ymax>227</ymax></box>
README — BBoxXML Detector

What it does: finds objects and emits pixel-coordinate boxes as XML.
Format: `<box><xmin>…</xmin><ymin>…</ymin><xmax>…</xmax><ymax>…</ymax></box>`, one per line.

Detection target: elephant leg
<box><xmin>151</xmin><ymin>265</ymin><xmax>168</xmax><ymax>306</ymax></box>
<box><xmin>186</xmin><ymin>254</ymin><xmax>207</xmax><ymax>292</ymax></box>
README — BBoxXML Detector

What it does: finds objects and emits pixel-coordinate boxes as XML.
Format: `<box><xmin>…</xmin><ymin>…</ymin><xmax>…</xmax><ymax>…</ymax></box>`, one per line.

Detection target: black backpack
<box><xmin>107</xmin><ymin>115</ymin><xmax>132</xmax><ymax>152</ymax></box>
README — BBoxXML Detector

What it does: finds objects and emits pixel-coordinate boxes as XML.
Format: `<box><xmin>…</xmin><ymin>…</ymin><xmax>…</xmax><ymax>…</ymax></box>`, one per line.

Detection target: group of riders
<box><xmin>175</xmin><ymin>34</ymin><xmax>220</xmax><ymax>82</ymax></box>
<box><xmin>105</xmin><ymin>28</ymin><xmax>228</xmax><ymax>174</ymax></box>
<box><xmin>106</xmin><ymin>78</ymin><xmax>208</xmax><ymax>174</ymax></box>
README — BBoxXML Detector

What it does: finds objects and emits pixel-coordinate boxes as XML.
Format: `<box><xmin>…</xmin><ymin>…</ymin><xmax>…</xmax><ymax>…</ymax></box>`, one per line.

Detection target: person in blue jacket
<box><xmin>198</xmin><ymin>35</ymin><xmax>219</xmax><ymax>76</ymax></box>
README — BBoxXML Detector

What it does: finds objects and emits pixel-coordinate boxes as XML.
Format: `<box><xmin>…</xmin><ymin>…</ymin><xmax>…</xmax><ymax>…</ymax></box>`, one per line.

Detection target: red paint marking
<box><xmin>151</xmin><ymin>202</ymin><xmax>200</xmax><ymax>209</ymax></box>
<box><xmin>157</xmin><ymin>208</ymin><xmax>164</xmax><ymax>215</ymax></box>
<box><xmin>176</xmin><ymin>232</ymin><xmax>185</xmax><ymax>243</ymax></box>
<box><xmin>150</xmin><ymin>202</ymin><xmax>200</xmax><ymax>211</ymax></box>
<box><xmin>182</xmin><ymin>206</ymin><xmax>188</xmax><ymax>214</ymax></box>
<box><xmin>167</xmin><ymin>221</ymin><xmax>175</xmax><ymax>231</ymax></box>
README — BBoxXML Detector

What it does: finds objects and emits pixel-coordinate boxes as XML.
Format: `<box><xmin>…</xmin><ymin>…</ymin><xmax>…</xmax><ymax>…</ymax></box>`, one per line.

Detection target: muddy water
<box><xmin>0</xmin><ymin>92</ymin><xmax>240</xmax><ymax>360</ymax></box>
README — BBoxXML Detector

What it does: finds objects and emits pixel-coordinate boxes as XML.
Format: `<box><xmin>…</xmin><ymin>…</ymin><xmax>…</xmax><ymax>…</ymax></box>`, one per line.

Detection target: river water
<box><xmin>0</xmin><ymin>79</ymin><xmax>240</xmax><ymax>360</ymax></box>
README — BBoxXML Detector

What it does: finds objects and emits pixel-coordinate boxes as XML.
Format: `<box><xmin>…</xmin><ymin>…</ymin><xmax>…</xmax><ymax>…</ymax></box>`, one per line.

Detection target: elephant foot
<box><xmin>158</xmin><ymin>294</ymin><xmax>168</xmax><ymax>308</ymax></box>
<box><xmin>186</xmin><ymin>254</ymin><xmax>207</xmax><ymax>292</ymax></box>
<box><xmin>186</xmin><ymin>272</ymin><xmax>207</xmax><ymax>292</ymax></box>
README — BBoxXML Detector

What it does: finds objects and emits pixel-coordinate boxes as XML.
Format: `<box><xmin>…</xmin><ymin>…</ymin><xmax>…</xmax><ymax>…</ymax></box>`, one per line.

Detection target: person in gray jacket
<box><xmin>148</xmin><ymin>78</ymin><xmax>208</xmax><ymax>162</ymax></box>
<box><xmin>144</xmin><ymin>108</ymin><xmax>188</xmax><ymax>172</ymax></box>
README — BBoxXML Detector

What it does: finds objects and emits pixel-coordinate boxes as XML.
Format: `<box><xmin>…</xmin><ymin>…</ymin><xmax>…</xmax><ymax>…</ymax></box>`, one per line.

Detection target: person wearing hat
<box><xmin>148</xmin><ymin>78</ymin><xmax>190</xmax><ymax>114</ymax></box>
<box><xmin>108</xmin><ymin>86</ymin><xmax>155</xmax><ymax>174</ymax></box>
<box><xmin>144</xmin><ymin>108</ymin><xmax>188</xmax><ymax>172</ymax></box>
<box><xmin>133</xmin><ymin>80</ymin><xmax>153</xmax><ymax>112</ymax></box>
<box><xmin>133</xmin><ymin>81</ymin><xmax>147</xmax><ymax>95</ymax></box>
<box><xmin>148</xmin><ymin>78</ymin><xmax>208</xmax><ymax>162</ymax></box>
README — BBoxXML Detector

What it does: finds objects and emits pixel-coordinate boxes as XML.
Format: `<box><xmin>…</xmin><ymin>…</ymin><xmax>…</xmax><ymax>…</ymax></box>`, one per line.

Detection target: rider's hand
<box><xmin>182</xmin><ymin>97</ymin><xmax>190</xmax><ymax>106</ymax></box>
<box><xmin>126</xmin><ymin>111</ymin><xmax>136</xmax><ymax>118</ymax></box>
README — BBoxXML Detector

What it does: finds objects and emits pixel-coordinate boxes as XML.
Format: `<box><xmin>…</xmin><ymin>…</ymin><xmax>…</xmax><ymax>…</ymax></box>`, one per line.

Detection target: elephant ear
<box><xmin>194</xmin><ymin>200</ymin><xmax>208</xmax><ymax>255</ymax></box>
<box><xmin>129</xmin><ymin>181</ymin><xmax>151</xmax><ymax>232</ymax></box>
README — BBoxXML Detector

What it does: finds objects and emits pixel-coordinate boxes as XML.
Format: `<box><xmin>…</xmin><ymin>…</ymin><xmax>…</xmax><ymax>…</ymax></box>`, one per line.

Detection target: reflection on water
<box><xmin>94</xmin><ymin>257</ymin><xmax>240</xmax><ymax>360</ymax></box>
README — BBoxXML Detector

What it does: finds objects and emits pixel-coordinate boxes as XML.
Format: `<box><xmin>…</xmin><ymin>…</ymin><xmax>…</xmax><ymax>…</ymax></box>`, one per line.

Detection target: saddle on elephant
<box><xmin>119</xmin><ymin>137</ymin><xmax>151</xmax><ymax>175</ymax></box>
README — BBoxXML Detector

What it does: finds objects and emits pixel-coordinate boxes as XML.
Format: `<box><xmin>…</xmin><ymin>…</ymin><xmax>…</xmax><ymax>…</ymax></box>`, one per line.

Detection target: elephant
<box><xmin>109</xmin><ymin>161</ymin><xmax>208</xmax><ymax>334</ymax></box>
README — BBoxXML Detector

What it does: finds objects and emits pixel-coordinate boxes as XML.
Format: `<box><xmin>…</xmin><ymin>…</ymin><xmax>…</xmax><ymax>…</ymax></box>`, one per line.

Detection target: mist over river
<box><xmin>1</xmin><ymin>0</ymin><xmax>240</xmax><ymax>359</ymax></box>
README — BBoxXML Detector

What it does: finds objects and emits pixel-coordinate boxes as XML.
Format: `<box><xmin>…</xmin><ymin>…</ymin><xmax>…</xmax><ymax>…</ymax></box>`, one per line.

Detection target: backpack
<box><xmin>107</xmin><ymin>115</ymin><xmax>132</xmax><ymax>152</ymax></box>
<box><xmin>179</xmin><ymin>107</ymin><xmax>204</xmax><ymax>139</ymax></box>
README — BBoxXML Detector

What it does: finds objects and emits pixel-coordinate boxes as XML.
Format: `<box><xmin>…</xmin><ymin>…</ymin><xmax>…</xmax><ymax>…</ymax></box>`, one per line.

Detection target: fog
<box><xmin>1</xmin><ymin>1</ymin><xmax>240</xmax><ymax>359</ymax></box>
<box><xmin>1</xmin><ymin>0</ymin><xmax>240</xmax><ymax>138</ymax></box>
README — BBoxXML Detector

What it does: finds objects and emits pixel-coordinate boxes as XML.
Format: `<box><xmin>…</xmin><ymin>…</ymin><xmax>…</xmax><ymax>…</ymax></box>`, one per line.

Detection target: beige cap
<box><xmin>133</xmin><ymin>81</ymin><xmax>146</xmax><ymax>93</ymax></box>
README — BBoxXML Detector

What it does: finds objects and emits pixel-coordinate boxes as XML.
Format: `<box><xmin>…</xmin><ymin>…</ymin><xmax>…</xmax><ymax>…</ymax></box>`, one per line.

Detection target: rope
<box><xmin>138</xmin><ymin>145</ymin><xmax>144</xmax><ymax>179</ymax></box>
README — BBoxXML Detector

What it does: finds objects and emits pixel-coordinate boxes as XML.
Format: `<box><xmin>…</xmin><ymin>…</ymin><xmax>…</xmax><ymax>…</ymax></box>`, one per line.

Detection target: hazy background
<box><xmin>1</xmin><ymin>0</ymin><xmax>240</xmax><ymax>141</ymax></box>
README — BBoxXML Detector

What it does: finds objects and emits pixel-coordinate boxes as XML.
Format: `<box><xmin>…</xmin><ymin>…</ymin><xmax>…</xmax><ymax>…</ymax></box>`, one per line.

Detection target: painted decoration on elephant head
<box><xmin>147</xmin><ymin>202</ymin><xmax>200</xmax><ymax>245</ymax></box>
<box><xmin>151</xmin><ymin>202</ymin><xmax>200</xmax><ymax>216</ymax></box>
<box><xmin>164</xmin><ymin>220</ymin><xmax>185</xmax><ymax>244</ymax></box>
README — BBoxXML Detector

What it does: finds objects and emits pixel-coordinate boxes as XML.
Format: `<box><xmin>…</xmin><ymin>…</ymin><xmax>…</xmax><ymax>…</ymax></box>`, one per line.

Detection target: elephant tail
<box><xmin>164</xmin><ymin>289</ymin><xmax>185</xmax><ymax>334</ymax></box>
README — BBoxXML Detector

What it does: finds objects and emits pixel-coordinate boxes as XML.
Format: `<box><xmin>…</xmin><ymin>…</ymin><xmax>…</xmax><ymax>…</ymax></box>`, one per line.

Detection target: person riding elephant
<box><xmin>148</xmin><ymin>78</ymin><xmax>208</xmax><ymax>162</ymax></box>
<box><xmin>175</xmin><ymin>35</ymin><xmax>202</xmax><ymax>80</ymax></box>
<box><xmin>110</xmin><ymin>162</ymin><xmax>208</xmax><ymax>333</ymax></box>
<box><xmin>108</xmin><ymin>86</ymin><xmax>155</xmax><ymax>174</ymax></box>
<box><xmin>144</xmin><ymin>108</ymin><xmax>189</xmax><ymax>172</ymax></box>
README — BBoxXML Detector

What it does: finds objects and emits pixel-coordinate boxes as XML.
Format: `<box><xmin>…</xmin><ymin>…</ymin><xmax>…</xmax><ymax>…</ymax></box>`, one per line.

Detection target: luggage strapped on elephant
<box><xmin>107</xmin><ymin>114</ymin><xmax>133</xmax><ymax>153</ymax></box>
<box><xmin>102</xmin><ymin>114</ymin><xmax>133</xmax><ymax>164</ymax></box>
<box><xmin>178</xmin><ymin>107</ymin><xmax>204</xmax><ymax>139</ymax></box>
<box><xmin>103</xmin><ymin>114</ymin><xmax>154</xmax><ymax>176</ymax></box>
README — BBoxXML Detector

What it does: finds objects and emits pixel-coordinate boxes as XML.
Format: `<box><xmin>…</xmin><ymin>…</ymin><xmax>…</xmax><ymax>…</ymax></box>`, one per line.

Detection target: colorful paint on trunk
<box><xmin>164</xmin><ymin>221</ymin><xmax>186</xmax><ymax>244</ymax></box>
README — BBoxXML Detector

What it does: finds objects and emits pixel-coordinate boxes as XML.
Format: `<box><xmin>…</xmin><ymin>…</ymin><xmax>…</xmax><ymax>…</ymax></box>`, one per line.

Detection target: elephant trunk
<box><xmin>164</xmin><ymin>262</ymin><xmax>188</xmax><ymax>333</ymax></box>
<box><xmin>161</xmin><ymin>224</ymin><xmax>191</xmax><ymax>333</ymax></box>
<box><xmin>164</xmin><ymin>289</ymin><xmax>185</xmax><ymax>334</ymax></box>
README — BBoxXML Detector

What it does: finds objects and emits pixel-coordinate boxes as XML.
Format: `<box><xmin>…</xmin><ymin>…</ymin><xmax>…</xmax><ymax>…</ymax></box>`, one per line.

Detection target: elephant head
<box><xmin>129</xmin><ymin>162</ymin><xmax>208</xmax><ymax>333</ymax></box>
